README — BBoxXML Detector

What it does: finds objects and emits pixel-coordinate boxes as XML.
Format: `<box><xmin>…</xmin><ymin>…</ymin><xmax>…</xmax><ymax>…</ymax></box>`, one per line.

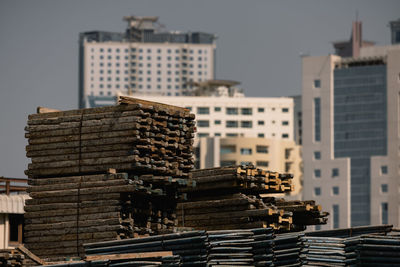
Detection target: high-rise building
<box><xmin>389</xmin><ymin>18</ymin><xmax>400</xmax><ymax>44</ymax></box>
<box><xmin>302</xmin><ymin>21</ymin><xmax>400</xmax><ymax>230</ymax></box>
<box><xmin>79</xmin><ymin>16</ymin><xmax>216</xmax><ymax>108</ymax></box>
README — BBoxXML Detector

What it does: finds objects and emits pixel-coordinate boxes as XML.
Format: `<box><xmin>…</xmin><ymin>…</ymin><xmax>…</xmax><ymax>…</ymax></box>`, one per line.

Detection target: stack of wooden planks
<box><xmin>25</xmin><ymin>97</ymin><xmax>196</xmax><ymax>179</ymax></box>
<box><xmin>23</xmin><ymin>97</ymin><xmax>197</xmax><ymax>261</ymax></box>
<box><xmin>177</xmin><ymin>165</ymin><xmax>328</xmax><ymax>232</ymax></box>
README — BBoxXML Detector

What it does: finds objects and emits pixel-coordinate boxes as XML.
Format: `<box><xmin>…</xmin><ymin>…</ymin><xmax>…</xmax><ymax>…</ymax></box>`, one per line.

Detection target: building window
<box><xmin>285</xmin><ymin>162</ymin><xmax>292</xmax><ymax>172</ymax></box>
<box><xmin>285</xmin><ymin>148</ymin><xmax>292</xmax><ymax>159</ymax></box>
<box><xmin>256</xmin><ymin>145</ymin><xmax>268</xmax><ymax>154</ymax></box>
<box><xmin>241</xmin><ymin>121</ymin><xmax>252</xmax><ymax>128</ymax></box>
<box><xmin>8</xmin><ymin>214</ymin><xmax>23</xmax><ymax>245</ymax></box>
<box><xmin>314</xmin><ymin>187</ymin><xmax>321</xmax><ymax>196</ymax></box>
<box><xmin>282</xmin><ymin>133</ymin><xmax>289</xmax><ymax>138</ymax></box>
<box><xmin>332</xmin><ymin>186</ymin><xmax>339</xmax><ymax>195</ymax></box>
<box><xmin>215</xmin><ymin>133</ymin><xmax>221</xmax><ymax>136</ymax></box>
<box><xmin>256</xmin><ymin>161</ymin><xmax>269</xmax><ymax>167</ymax></box>
<box><xmin>240</xmin><ymin>161</ymin><xmax>252</xmax><ymax>166</ymax></box>
<box><xmin>214</xmin><ymin>120</ymin><xmax>221</xmax><ymax>125</ymax></box>
<box><xmin>214</xmin><ymin>107</ymin><xmax>221</xmax><ymax>112</ymax></box>
<box><xmin>226</xmin><ymin>107</ymin><xmax>239</xmax><ymax>115</ymax></box>
<box><xmin>314</xmin><ymin>151</ymin><xmax>321</xmax><ymax>160</ymax></box>
<box><xmin>226</xmin><ymin>121</ymin><xmax>238</xmax><ymax>128</ymax></box>
<box><xmin>197</xmin><ymin>133</ymin><xmax>209</xmax><ymax>138</ymax></box>
<box><xmin>381</xmin><ymin>184</ymin><xmax>388</xmax><ymax>193</ymax></box>
<box><xmin>332</xmin><ymin>168</ymin><xmax>339</xmax><ymax>177</ymax></box>
<box><xmin>381</xmin><ymin>202</ymin><xmax>388</xmax><ymax>224</ymax></box>
<box><xmin>314</xmin><ymin>79</ymin><xmax>321</xmax><ymax>88</ymax></box>
<box><xmin>241</xmin><ymin>108</ymin><xmax>252</xmax><ymax>115</ymax></box>
<box><xmin>240</xmin><ymin>148</ymin><xmax>252</xmax><ymax>155</ymax></box>
<box><xmin>282</xmin><ymin>108</ymin><xmax>289</xmax><ymax>113</ymax></box>
<box><xmin>314</xmin><ymin>98</ymin><xmax>321</xmax><ymax>142</ymax></box>
<box><xmin>333</xmin><ymin>205</ymin><xmax>339</xmax><ymax>228</ymax></box>
<box><xmin>221</xmin><ymin>160</ymin><xmax>236</xmax><ymax>167</ymax></box>
<box><xmin>282</xmin><ymin>121</ymin><xmax>289</xmax><ymax>126</ymax></box>
<box><xmin>258</xmin><ymin>133</ymin><xmax>265</xmax><ymax>138</ymax></box>
<box><xmin>258</xmin><ymin>107</ymin><xmax>264</xmax><ymax>113</ymax></box>
<box><xmin>258</xmin><ymin>120</ymin><xmax>264</xmax><ymax>126</ymax></box>
<box><xmin>314</xmin><ymin>169</ymin><xmax>321</xmax><ymax>178</ymax></box>
<box><xmin>226</xmin><ymin>133</ymin><xmax>238</xmax><ymax>137</ymax></box>
<box><xmin>381</xmin><ymin>165</ymin><xmax>388</xmax><ymax>174</ymax></box>
<box><xmin>221</xmin><ymin>145</ymin><xmax>236</xmax><ymax>154</ymax></box>
<box><xmin>197</xmin><ymin>120</ymin><xmax>210</xmax><ymax>127</ymax></box>
<box><xmin>197</xmin><ymin>107</ymin><xmax>210</xmax><ymax>114</ymax></box>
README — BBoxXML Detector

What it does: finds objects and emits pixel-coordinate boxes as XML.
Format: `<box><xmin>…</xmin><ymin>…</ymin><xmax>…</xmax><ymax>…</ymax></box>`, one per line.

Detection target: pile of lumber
<box><xmin>23</xmin><ymin>98</ymin><xmax>197</xmax><ymax>261</ymax></box>
<box><xmin>177</xmin><ymin>166</ymin><xmax>328</xmax><ymax>232</ymax></box>
<box><xmin>84</xmin><ymin>231</ymin><xmax>209</xmax><ymax>266</ymax></box>
<box><xmin>25</xmin><ymin>97</ymin><xmax>196</xmax><ymax>178</ymax></box>
<box><xmin>0</xmin><ymin>250</ymin><xmax>25</xmax><ymax>266</ymax></box>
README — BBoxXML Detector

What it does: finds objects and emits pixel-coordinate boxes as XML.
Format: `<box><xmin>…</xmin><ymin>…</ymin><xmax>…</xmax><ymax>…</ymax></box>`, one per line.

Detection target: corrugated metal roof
<box><xmin>0</xmin><ymin>194</ymin><xmax>30</xmax><ymax>214</ymax></box>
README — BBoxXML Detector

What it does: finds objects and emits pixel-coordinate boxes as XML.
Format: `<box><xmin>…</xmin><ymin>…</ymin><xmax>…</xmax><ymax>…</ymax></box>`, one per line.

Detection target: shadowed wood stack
<box><xmin>178</xmin><ymin>165</ymin><xmax>328</xmax><ymax>232</ymax></box>
<box><xmin>25</xmin><ymin>97</ymin><xmax>195</xmax><ymax>178</ymax></box>
<box><xmin>23</xmin><ymin>97</ymin><xmax>196</xmax><ymax>261</ymax></box>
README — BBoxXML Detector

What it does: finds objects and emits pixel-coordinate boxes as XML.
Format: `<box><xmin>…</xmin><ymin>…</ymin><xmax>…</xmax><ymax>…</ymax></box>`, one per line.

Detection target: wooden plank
<box><xmin>27</xmin><ymin>173</ymin><xmax>127</xmax><ymax>186</ymax></box>
<box><xmin>24</xmin><ymin>205</ymin><xmax>121</xmax><ymax>218</ymax></box>
<box><xmin>17</xmin><ymin>244</ymin><xmax>46</xmax><ymax>265</ymax></box>
<box><xmin>37</xmin><ymin>106</ymin><xmax>61</xmax><ymax>114</ymax></box>
<box><xmin>85</xmin><ymin>251</ymin><xmax>173</xmax><ymax>261</ymax></box>
<box><xmin>24</xmin><ymin>218</ymin><xmax>121</xmax><ymax>231</ymax></box>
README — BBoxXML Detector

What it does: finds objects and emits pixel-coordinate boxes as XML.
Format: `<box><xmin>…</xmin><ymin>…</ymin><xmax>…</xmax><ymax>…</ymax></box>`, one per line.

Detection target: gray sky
<box><xmin>0</xmin><ymin>0</ymin><xmax>399</xmax><ymax>178</ymax></box>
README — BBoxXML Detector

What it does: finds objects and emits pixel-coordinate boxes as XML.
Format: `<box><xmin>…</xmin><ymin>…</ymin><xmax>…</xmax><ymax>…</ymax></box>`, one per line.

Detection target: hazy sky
<box><xmin>0</xmin><ymin>0</ymin><xmax>399</xmax><ymax>177</ymax></box>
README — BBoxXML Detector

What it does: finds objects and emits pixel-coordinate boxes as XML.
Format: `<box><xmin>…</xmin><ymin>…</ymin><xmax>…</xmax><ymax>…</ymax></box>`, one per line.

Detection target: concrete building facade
<box><xmin>302</xmin><ymin>45</ymin><xmax>400</xmax><ymax>230</ymax></box>
<box><xmin>79</xmin><ymin>16</ymin><xmax>216</xmax><ymax>108</ymax></box>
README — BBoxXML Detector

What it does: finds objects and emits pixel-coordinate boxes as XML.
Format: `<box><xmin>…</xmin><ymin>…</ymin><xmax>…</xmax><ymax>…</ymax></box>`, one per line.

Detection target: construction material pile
<box><xmin>251</xmin><ymin>228</ymin><xmax>275</xmax><ymax>266</ymax></box>
<box><xmin>273</xmin><ymin>233</ymin><xmax>304</xmax><ymax>267</ymax></box>
<box><xmin>207</xmin><ymin>230</ymin><xmax>255</xmax><ymax>266</ymax></box>
<box><xmin>84</xmin><ymin>231</ymin><xmax>209</xmax><ymax>266</ymax></box>
<box><xmin>358</xmin><ymin>232</ymin><xmax>400</xmax><ymax>266</ymax></box>
<box><xmin>23</xmin><ymin>97</ymin><xmax>196</xmax><ymax>261</ymax></box>
<box><xmin>25</xmin><ymin>97</ymin><xmax>195</xmax><ymax>178</ymax></box>
<box><xmin>301</xmin><ymin>224</ymin><xmax>394</xmax><ymax>267</ymax></box>
<box><xmin>178</xmin><ymin>165</ymin><xmax>328</xmax><ymax>232</ymax></box>
<box><xmin>0</xmin><ymin>251</ymin><xmax>25</xmax><ymax>267</ymax></box>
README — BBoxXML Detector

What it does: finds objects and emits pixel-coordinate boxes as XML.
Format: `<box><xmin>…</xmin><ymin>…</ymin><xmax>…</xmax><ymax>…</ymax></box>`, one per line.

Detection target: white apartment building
<box><xmin>302</xmin><ymin>33</ymin><xmax>400</xmax><ymax>229</ymax></box>
<box><xmin>132</xmin><ymin>93</ymin><xmax>294</xmax><ymax>141</ymax></box>
<box><xmin>79</xmin><ymin>16</ymin><xmax>216</xmax><ymax>108</ymax></box>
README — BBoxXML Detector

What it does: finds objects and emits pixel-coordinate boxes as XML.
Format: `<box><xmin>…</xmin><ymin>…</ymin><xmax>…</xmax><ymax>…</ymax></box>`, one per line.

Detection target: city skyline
<box><xmin>0</xmin><ymin>0</ymin><xmax>399</xmax><ymax>177</ymax></box>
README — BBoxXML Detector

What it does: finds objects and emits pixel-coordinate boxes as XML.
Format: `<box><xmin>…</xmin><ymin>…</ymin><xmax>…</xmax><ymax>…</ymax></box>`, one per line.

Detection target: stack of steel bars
<box><xmin>273</xmin><ymin>233</ymin><xmax>304</xmax><ymax>267</ymax></box>
<box><xmin>250</xmin><ymin>228</ymin><xmax>275</xmax><ymax>267</ymax></box>
<box><xmin>358</xmin><ymin>232</ymin><xmax>400</xmax><ymax>266</ymax></box>
<box><xmin>301</xmin><ymin>236</ymin><xmax>359</xmax><ymax>266</ymax></box>
<box><xmin>207</xmin><ymin>230</ymin><xmax>255</xmax><ymax>266</ymax></box>
<box><xmin>84</xmin><ymin>231</ymin><xmax>209</xmax><ymax>267</ymax></box>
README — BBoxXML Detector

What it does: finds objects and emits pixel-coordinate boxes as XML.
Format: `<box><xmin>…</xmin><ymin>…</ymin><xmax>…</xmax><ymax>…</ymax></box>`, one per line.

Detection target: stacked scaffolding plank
<box><xmin>358</xmin><ymin>232</ymin><xmax>400</xmax><ymax>266</ymax></box>
<box><xmin>23</xmin><ymin>97</ymin><xmax>197</xmax><ymax>261</ymax></box>
<box><xmin>25</xmin><ymin>99</ymin><xmax>195</xmax><ymax>179</ymax></box>
<box><xmin>178</xmin><ymin>165</ymin><xmax>328</xmax><ymax>232</ymax></box>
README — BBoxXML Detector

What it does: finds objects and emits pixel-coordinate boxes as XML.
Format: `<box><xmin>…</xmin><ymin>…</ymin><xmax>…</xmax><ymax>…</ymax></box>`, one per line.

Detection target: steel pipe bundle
<box><xmin>25</xmin><ymin>97</ymin><xmax>196</xmax><ymax>179</ymax></box>
<box><xmin>207</xmin><ymin>230</ymin><xmax>255</xmax><ymax>266</ymax></box>
<box><xmin>84</xmin><ymin>231</ymin><xmax>209</xmax><ymax>266</ymax></box>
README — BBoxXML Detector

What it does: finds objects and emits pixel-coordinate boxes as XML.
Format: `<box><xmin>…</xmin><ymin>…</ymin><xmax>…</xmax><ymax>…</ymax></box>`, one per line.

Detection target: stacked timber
<box><xmin>207</xmin><ymin>230</ymin><xmax>255</xmax><ymax>266</ymax></box>
<box><xmin>358</xmin><ymin>233</ymin><xmax>400</xmax><ymax>266</ymax></box>
<box><xmin>25</xmin><ymin>97</ymin><xmax>196</xmax><ymax>178</ymax></box>
<box><xmin>84</xmin><ymin>231</ymin><xmax>209</xmax><ymax>266</ymax></box>
<box><xmin>178</xmin><ymin>165</ymin><xmax>328</xmax><ymax>232</ymax></box>
<box><xmin>0</xmin><ymin>250</ymin><xmax>25</xmax><ymax>266</ymax></box>
<box><xmin>273</xmin><ymin>233</ymin><xmax>304</xmax><ymax>267</ymax></box>
<box><xmin>250</xmin><ymin>228</ymin><xmax>275</xmax><ymax>266</ymax></box>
